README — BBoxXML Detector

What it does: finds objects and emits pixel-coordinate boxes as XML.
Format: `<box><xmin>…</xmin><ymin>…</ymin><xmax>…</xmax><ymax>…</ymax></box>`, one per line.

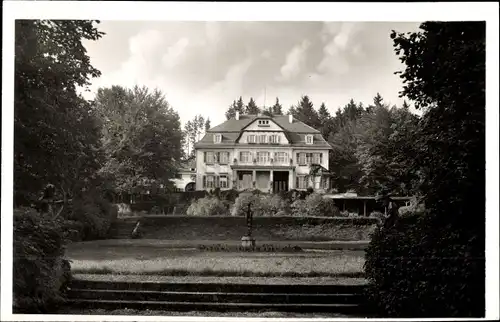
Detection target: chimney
<box><xmin>289</xmin><ymin>114</ymin><xmax>293</xmax><ymax>123</ymax></box>
<box><xmin>235</xmin><ymin>111</ymin><xmax>240</xmax><ymax>120</ymax></box>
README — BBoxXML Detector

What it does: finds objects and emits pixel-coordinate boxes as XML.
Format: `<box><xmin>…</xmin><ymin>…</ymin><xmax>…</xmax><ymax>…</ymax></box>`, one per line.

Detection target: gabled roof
<box><xmin>195</xmin><ymin>114</ymin><xmax>330</xmax><ymax>149</ymax></box>
<box><xmin>208</xmin><ymin>114</ymin><xmax>320</xmax><ymax>133</ymax></box>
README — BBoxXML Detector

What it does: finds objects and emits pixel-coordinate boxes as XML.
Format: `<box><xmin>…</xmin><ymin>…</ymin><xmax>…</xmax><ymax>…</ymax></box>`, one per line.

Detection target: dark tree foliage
<box><xmin>290</xmin><ymin>95</ymin><xmax>321</xmax><ymax>129</ymax></box>
<box><xmin>225</xmin><ymin>96</ymin><xmax>245</xmax><ymax>120</ymax></box>
<box><xmin>14</xmin><ymin>20</ymin><xmax>105</xmax><ymax>205</ymax></box>
<box><xmin>364</xmin><ymin>22</ymin><xmax>485</xmax><ymax>317</ymax></box>
<box><xmin>13</xmin><ymin>208</ymin><xmax>71</xmax><ymax>313</ymax></box>
<box><xmin>245</xmin><ymin>97</ymin><xmax>260</xmax><ymax>114</ymax></box>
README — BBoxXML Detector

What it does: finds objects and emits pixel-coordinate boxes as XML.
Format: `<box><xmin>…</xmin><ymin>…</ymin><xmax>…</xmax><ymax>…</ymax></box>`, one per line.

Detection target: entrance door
<box><xmin>238</xmin><ymin>172</ymin><xmax>253</xmax><ymax>190</ymax></box>
<box><xmin>273</xmin><ymin>171</ymin><xmax>289</xmax><ymax>192</ymax></box>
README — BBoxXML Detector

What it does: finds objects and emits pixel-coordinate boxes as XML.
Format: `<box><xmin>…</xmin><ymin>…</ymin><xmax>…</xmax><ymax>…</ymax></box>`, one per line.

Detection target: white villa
<box><xmin>193</xmin><ymin>112</ymin><xmax>332</xmax><ymax>192</ymax></box>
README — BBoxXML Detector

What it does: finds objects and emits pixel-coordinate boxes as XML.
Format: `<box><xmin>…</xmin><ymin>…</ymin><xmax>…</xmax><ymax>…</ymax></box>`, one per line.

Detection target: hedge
<box><xmin>111</xmin><ymin>216</ymin><xmax>379</xmax><ymax>241</ymax></box>
<box><xmin>364</xmin><ymin>213</ymin><xmax>485</xmax><ymax>317</ymax></box>
<box><xmin>13</xmin><ymin>207</ymin><xmax>71</xmax><ymax>313</ymax></box>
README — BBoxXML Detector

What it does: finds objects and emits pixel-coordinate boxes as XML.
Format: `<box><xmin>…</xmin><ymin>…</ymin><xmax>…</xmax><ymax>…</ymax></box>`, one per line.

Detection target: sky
<box><xmin>81</xmin><ymin>21</ymin><xmax>423</xmax><ymax>127</ymax></box>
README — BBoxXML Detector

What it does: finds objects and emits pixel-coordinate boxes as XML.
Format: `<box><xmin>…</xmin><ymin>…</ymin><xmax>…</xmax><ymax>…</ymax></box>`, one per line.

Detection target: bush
<box><xmin>13</xmin><ymin>207</ymin><xmax>71</xmax><ymax>313</ymax></box>
<box><xmin>369</xmin><ymin>211</ymin><xmax>385</xmax><ymax>225</ymax></box>
<box><xmin>220</xmin><ymin>189</ymin><xmax>240</xmax><ymax>202</ymax></box>
<box><xmin>231</xmin><ymin>193</ymin><xmax>260</xmax><ymax>217</ymax></box>
<box><xmin>339</xmin><ymin>210</ymin><xmax>359</xmax><ymax>218</ymax></box>
<box><xmin>304</xmin><ymin>193</ymin><xmax>339</xmax><ymax>217</ymax></box>
<box><xmin>186</xmin><ymin>197</ymin><xmax>230</xmax><ymax>216</ymax></box>
<box><xmin>69</xmin><ymin>193</ymin><xmax>118</xmax><ymax>240</ymax></box>
<box><xmin>290</xmin><ymin>199</ymin><xmax>307</xmax><ymax>216</ymax></box>
<box><xmin>290</xmin><ymin>193</ymin><xmax>339</xmax><ymax>217</ymax></box>
<box><xmin>364</xmin><ymin>213</ymin><xmax>485</xmax><ymax>317</ymax></box>
<box><xmin>258</xmin><ymin>194</ymin><xmax>289</xmax><ymax>216</ymax></box>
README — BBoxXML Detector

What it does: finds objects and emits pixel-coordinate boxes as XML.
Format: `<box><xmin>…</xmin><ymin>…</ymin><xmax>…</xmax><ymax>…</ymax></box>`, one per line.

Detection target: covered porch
<box><xmin>230</xmin><ymin>165</ymin><xmax>295</xmax><ymax>192</ymax></box>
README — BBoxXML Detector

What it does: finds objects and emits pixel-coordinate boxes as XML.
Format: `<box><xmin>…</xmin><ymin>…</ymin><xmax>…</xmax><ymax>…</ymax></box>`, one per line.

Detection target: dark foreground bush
<box><xmin>69</xmin><ymin>193</ymin><xmax>118</xmax><ymax>240</ymax></box>
<box><xmin>364</xmin><ymin>213</ymin><xmax>485</xmax><ymax>317</ymax></box>
<box><xmin>13</xmin><ymin>208</ymin><xmax>71</xmax><ymax>313</ymax></box>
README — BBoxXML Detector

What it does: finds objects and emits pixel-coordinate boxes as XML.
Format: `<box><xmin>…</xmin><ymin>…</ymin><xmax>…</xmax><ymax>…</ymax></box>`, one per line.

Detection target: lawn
<box><xmin>56</xmin><ymin>307</ymin><xmax>356</xmax><ymax>318</ymax></box>
<box><xmin>67</xmin><ymin>240</ymin><xmax>365</xmax><ymax>277</ymax></box>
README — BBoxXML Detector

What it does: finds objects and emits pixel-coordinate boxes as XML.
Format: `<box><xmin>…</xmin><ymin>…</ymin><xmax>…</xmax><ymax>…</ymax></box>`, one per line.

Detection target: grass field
<box><xmin>56</xmin><ymin>307</ymin><xmax>356</xmax><ymax>318</ymax></box>
<box><xmin>68</xmin><ymin>240</ymin><xmax>365</xmax><ymax>277</ymax></box>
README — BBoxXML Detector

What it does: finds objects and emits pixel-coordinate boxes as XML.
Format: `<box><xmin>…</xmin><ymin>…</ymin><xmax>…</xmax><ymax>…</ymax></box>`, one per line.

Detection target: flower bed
<box><xmin>197</xmin><ymin>244</ymin><xmax>303</xmax><ymax>252</ymax></box>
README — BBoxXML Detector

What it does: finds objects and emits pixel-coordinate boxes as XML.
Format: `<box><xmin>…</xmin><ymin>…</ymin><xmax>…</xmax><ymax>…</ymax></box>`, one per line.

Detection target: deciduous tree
<box><xmin>14</xmin><ymin>19</ymin><xmax>105</xmax><ymax>205</ymax></box>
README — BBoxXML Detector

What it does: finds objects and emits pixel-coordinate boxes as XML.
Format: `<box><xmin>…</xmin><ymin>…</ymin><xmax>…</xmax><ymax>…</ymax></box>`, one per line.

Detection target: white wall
<box><xmin>195</xmin><ymin>146</ymin><xmax>330</xmax><ymax>191</ymax></box>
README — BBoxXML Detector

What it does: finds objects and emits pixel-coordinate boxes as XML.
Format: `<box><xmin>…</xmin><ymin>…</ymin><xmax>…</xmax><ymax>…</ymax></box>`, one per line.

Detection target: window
<box><xmin>274</xmin><ymin>152</ymin><xmax>288</xmax><ymax>163</ymax></box>
<box><xmin>214</xmin><ymin>134</ymin><xmax>222</xmax><ymax>143</ymax></box>
<box><xmin>306</xmin><ymin>153</ymin><xmax>313</xmax><ymax>164</ymax></box>
<box><xmin>240</xmin><ymin>151</ymin><xmax>251</xmax><ymax>163</ymax></box>
<box><xmin>296</xmin><ymin>176</ymin><xmax>308</xmax><ymax>189</ymax></box>
<box><xmin>217</xmin><ymin>152</ymin><xmax>229</xmax><ymax>164</ymax></box>
<box><xmin>219</xmin><ymin>175</ymin><xmax>228</xmax><ymax>188</ymax></box>
<box><xmin>297</xmin><ymin>153</ymin><xmax>306</xmax><ymax>165</ymax></box>
<box><xmin>257</xmin><ymin>151</ymin><xmax>269</xmax><ymax>164</ymax></box>
<box><xmin>203</xmin><ymin>175</ymin><xmax>228</xmax><ymax>189</ymax></box>
<box><xmin>313</xmin><ymin>153</ymin><xmax>322</xmax><ymax>164</ymax></box>
<box><xmin>269</xmin><ymin>134</ymin><xmax>280</xmax><ymax>144</ymax></box>
<box><xmin>306</xmin><ymin>135</ymin><xmax>314</xmax><ymax>144</ymax></box>
<box><xmin>258</xmin><ymin>134</ymin><xmax>267</xmax><ymax>144</ymax></box>
<box><xmin>247</xmin><ymin>135</ymin><xmax>256</xmax><ymax>143</ymax></box>
<box><xmin>258</xmin><ymin>120</ymin><xmax>270</xmax><ymax>126</ymax></box>
<box><xmin>205</xmin><ymin>175</ymin><xmax>215</xmax><ymax>188</ymax></box>
<box><xmin>205</xmin><ymin>152</ymin><xmax>215</xmax><ymax>164</ymax></box>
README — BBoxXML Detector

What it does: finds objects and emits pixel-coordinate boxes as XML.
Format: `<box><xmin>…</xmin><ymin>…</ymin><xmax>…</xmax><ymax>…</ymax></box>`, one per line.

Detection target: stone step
<box><xmin>66</xmin><ymin>299</ymin><xmax>362</xmax><ymax>313</ymax></box>
<box><xmin>70</xmin><ymin>280</ymin><xmax>366</xmax><ymax>295</ymax></box>
<box><xmin>68</xmin><ymin>289</ymin><xmax>361</xmax><ymax>304</ymax></box>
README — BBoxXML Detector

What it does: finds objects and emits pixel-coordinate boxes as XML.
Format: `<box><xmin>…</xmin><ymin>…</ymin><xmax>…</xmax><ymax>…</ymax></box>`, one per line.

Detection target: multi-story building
<box><xmin>193</xmin><ymin>112</ymin><xmax>332</xmax><ymax>192</ymax></box>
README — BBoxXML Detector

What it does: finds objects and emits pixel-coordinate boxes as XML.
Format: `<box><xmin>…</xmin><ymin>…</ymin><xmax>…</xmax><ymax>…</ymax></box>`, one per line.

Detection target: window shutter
<box><xmin>296</xmin><ymin>153</ymin><xmax>299</xmax><ymax>164</ymax></box>
<box><xmin>296</xmin><ymin>176</ymin><xmax>299</xmax><ymax>189</ymax></box>
<box><xmin>204</xmin><ymin>152</ymin><xmax>207</xmax><ymax>163</ymax></box>
<box><xmin>203</xmin><ymin>175</ymin><xmax>207</xmax><ymax>188</ymax></box>
<box><xmin>320</xmin><ymin>153</ymin><xmax>323</xmax><ymax>164</ymax></box>
<box><xmin>278</xmin><ymin>135</ymin><xmax>281</xmax><ymax>143</ymax></box>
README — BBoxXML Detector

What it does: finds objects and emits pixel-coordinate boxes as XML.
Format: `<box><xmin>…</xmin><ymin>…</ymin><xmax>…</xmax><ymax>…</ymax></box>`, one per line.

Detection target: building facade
<box><xmin>193</xmin><ymin>112</ymin><xmax>332</xmax><ymax>192</ymax></box>
<box><xmin>170</xmin><ymin>158</ymin><xmax>196</xmax><ymax>192</ymax></box>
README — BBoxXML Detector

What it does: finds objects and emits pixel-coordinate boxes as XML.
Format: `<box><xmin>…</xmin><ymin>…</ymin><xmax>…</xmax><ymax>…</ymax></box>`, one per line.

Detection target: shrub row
<box><xmin>364</xmin><ymin>212</ymin><xmax>485</xmax><ymax>317</ymax></box>
<box><xmin>186</xmin><ymin>192</ymin><xmax>348</xmax><ymax>217</ymax></box>
<box><xmin>13</xmin><ymin>207</ymin><xmax>71</xmax><ymax>313</ymax></box>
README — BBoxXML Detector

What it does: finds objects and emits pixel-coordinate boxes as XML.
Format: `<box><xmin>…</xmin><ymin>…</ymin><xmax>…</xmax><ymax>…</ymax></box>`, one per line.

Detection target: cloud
<box><xmin>128</xmin><ymin>29</ymin><xmax>164</xmax><ymax>56</ymax></box>
<box><xmin>204</xmin><ymin>21</ymin><xmax>221</xmax><ymax>46</ymax></box>
<box><xmin>261</xmin><ymin>49</ymin><xmax>272</xmax><ymax>59</ymax></box>
<box><xmin>316</xmin><ymin>22</ymin><xmax>363</xmax><ymax>76</ymax></box>
<box><xmin>277</xmin><ymin>39</ymin><xmax>311</xmax><ymax>82</ymax></box>
<box><xmin>162</xmin><ymin>37</ymin><xmax>190</xmax><ymax>69</ymax></box>
<box><xmin>206</xmin><ymin>57</ymin><xmax>253</xmax><ymax>94</ymax></box>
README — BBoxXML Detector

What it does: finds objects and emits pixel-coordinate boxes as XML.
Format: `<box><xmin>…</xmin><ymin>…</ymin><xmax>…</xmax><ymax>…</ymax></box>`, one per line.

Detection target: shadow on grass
<box><xmin>72</xmin><ymin>267</ymin><xmax>364</xmax><ymax>278</ymax></box>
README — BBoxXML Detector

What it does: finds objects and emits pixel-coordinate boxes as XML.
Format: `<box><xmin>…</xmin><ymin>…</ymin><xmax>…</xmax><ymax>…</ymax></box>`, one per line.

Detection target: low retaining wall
<box><xmin>110</xmin><ymin>216</ymin><xmax>379</xmax><ymax>241</ymax></box>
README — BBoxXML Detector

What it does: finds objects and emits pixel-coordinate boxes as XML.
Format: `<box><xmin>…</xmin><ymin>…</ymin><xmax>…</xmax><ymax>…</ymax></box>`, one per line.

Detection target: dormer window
<box><xmin>258</xmin><ymin>119</ymin><xmax>270</xmax><ymax>127</ymax></box>
<box><xmin>214</xmin><ymin>134</ymin><xmax>222</xmax><ymax>144</ymax></box>
<box><xmin>306</xmin><ymin>135</ymin><xmax>314</xmax><ymax>145</ymax></box>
